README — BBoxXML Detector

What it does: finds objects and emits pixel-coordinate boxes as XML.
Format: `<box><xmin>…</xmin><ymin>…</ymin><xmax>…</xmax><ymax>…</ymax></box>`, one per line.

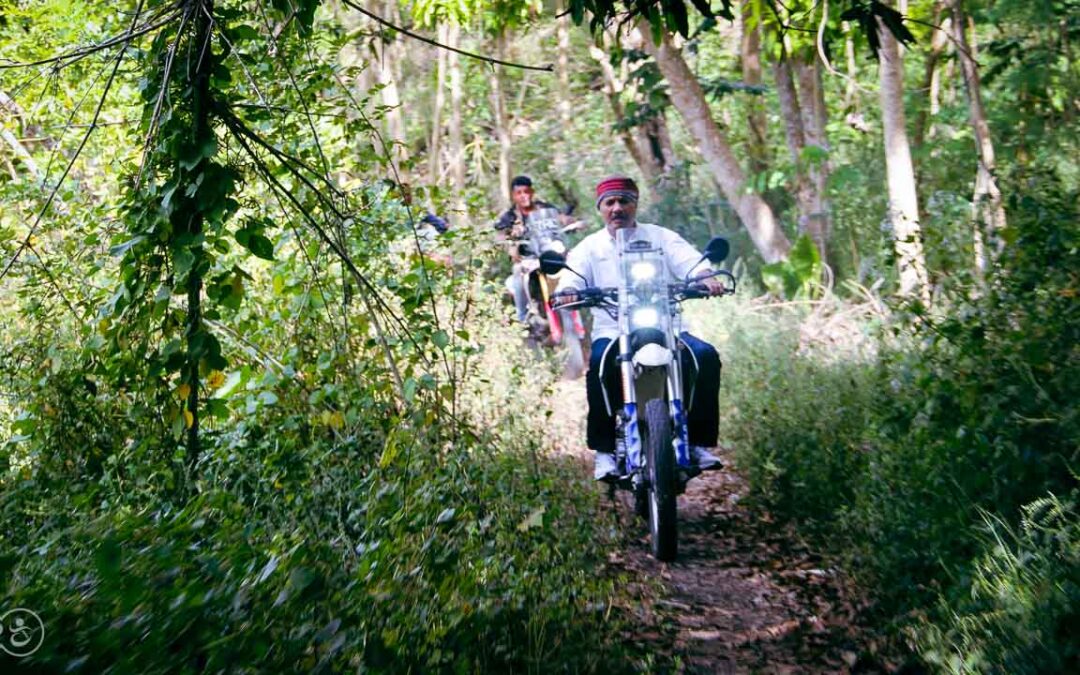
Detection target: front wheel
<box><xmin>645</xmin><ymin>399</ymin><xmax>677</xmax><ymax>561</ymax></box>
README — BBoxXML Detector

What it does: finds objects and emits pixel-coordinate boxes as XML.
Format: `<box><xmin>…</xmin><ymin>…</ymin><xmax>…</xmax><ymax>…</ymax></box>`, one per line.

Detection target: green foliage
<box><xmin>2</xmin><ymin>0</ymin><xmax>1079</xmax><ymax>671</ymax></box>
<box><xmin>839</xmin><ymin>1</ymin><xmax>916</xmax><ymax>57</ymax></box>
<box><xmin>760</xmin><ymin>234</ymin><xmax>822</xmax><ymax>298</ymax></box>
<box><xmin>567</xmin><ymin>0</ymin><xmax>734</xmax><ymax>39</ymax></box>
<box><xmin>2</xmin><ymin>291</ymin><xmax>626</xmax><ymax>672</ymax></box>
<box><xmin>0</xmin><ymin>4</ymin><xmax>640</xmax><ymax>671</ymax></box>
<box><xmin>698</xmin><ymin>166</ymin><xmax>1080</xmax><ymax>668</ymax></box>
<box><xmin>693</xmin><ymin>293</ymin><xmax>880</xmax><ymax>523</ymax></box>
<box><xmin>919</xmin><ymin>491</ymin><xmax>1080</xmax><ymax>674</ymax></box>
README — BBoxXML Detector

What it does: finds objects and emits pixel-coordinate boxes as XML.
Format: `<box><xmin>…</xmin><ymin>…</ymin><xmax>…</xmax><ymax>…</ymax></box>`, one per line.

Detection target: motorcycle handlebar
<box><xmin>550</xmin><ymin>287</ymin><xmax>614</xmax><ymax>310</ymax></box>
<box><xmin>551</xmin><ymin>276</ymin><xmax>737</xmax><ymax>310</ymax></box>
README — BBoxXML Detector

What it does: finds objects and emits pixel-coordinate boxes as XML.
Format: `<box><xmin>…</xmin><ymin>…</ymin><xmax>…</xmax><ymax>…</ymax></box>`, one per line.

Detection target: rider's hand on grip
<box><xmin>691</xmin><ymin>271</ymin><xmax>726</xmax><ymax>297</ymax></box>
<box><xmin>684</xmin><ymin>282</ymin><xmax>711</xmax><ymax>299</ymax></box>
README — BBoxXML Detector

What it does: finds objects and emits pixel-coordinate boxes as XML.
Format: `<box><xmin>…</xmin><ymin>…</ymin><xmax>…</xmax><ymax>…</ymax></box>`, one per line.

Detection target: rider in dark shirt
<box><xmin>495</xmin><ymin>175</ymin><xmax>574</xmax><ymax>322</ymax></box>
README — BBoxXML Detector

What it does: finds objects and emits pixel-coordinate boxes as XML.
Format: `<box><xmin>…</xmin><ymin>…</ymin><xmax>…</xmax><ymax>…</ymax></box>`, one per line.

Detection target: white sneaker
<box><xmin>690</xmin><ymin>446</ymin><xmax>722</xmax><ymax>471</ymax></box>
<box><xmin>594</xmin><ymin>452</ymin><xmax>619</xmax><ymax>482</ymax></box>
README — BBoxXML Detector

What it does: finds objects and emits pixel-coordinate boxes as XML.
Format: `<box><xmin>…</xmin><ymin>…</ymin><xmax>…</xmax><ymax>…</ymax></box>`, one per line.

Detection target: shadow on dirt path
<box><xmin>548</xmin><ymin>381</ymin><xmax>906</xmax><ymax>674</ymax></box>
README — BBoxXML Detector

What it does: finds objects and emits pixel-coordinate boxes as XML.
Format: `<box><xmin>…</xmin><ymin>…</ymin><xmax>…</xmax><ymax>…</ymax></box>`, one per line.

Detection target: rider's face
<box><xmin>599</xmin><ymin>195</ymin><xmax>637</xmax><ymax>231</ymax></box>
<box><xmin>512</xmin><ymin>185</ymin><xmax>534</xmax><ymax>211</ymax></box>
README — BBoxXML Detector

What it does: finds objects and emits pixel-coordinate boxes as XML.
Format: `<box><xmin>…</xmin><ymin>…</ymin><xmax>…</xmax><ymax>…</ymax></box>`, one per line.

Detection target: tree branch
<box><xmin>340</xmin><ymin>1</ymin><xmax>553</xmax><ymax>72</ymax></box>
<box><xmin>222</xmin><ymin>115</ymin><xmax>425</xmax><ymax>398</ymax></box>
<box><xmin>0</xmin><ymin>0</ymin><xmax>151</xmax><ymax>284</ymax></box>
<box><xmin>0</xmin><ymin>6</ymin><xmax>181</xmax><ymax>71</ymax></box>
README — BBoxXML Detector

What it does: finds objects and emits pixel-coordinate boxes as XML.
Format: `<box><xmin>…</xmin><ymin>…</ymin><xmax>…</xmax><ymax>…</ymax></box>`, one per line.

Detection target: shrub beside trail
<box><xmin>1</xmin><ymin>290</ymin><xmax>627</xmax><ymax>673</ymax></box>
<box><xmin>692</xmin><ymin>176</ymin><xmax>1079</xmax><ymax>672</ymax></box>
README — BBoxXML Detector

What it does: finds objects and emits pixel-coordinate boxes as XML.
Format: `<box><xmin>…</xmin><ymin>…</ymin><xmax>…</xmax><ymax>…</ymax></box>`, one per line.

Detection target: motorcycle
<box><xmin>542</xmin><ymin>233</ymin><xmax>734</xmax><ymax>561</ymax></box>
<box><xmin>511</xmin><ymin>206</ymin><xmax>589</xmax><ymax>379</ymax></box>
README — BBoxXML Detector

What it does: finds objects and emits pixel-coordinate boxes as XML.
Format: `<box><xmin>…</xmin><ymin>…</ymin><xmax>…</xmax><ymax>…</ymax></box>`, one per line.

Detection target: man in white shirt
<box><xmin>555</xmin><ymin>176</ymin><xmax>724</xmax><ymax>481</ymax></box>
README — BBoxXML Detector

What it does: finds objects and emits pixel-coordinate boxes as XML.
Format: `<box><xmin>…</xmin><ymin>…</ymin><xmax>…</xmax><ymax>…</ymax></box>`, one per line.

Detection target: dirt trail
<box><xmin>548</xmin><ymin>379</ymin><xmax>897</xmax><ymax>674</ymax></box>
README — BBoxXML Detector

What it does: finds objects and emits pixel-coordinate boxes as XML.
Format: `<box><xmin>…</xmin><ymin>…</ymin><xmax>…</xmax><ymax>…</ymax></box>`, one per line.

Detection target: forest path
<box><xmin>547</xmin><ymin>378</ymin><xmax>895</xmax><ymax>674</ymax></box>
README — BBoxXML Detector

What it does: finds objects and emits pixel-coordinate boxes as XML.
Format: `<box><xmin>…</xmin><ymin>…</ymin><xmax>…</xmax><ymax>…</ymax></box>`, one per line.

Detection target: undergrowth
<box><xmin>1</xmin><ymin>285</ymin><xmax>628</xmax><ymax>673</ymax></box>
<box><xmin>691</xmin><ymin>169</ymin><xmax>1079</xmax><ymax>672</ymax></box>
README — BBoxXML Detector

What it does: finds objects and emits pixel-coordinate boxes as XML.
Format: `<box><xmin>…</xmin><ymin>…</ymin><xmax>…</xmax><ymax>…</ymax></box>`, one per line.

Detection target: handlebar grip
<box><xmin>680</xmin><ymin>282</ymin><xmax>708</xmax><ymax>299</ymax></box>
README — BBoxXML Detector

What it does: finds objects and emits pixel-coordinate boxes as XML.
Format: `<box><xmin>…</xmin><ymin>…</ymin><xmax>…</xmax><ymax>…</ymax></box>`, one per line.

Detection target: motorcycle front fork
<box><xmin>613</xmin><ymin>399</ymin><xmax>696</xmax><ymax>494</ymax></box>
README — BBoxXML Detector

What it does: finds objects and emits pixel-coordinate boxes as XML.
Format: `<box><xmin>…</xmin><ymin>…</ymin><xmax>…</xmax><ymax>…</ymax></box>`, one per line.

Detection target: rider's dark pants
<box><xmin>586</xmin><ymin>332</ymin><xmax>720</xmax><ymax>454</ymax></box>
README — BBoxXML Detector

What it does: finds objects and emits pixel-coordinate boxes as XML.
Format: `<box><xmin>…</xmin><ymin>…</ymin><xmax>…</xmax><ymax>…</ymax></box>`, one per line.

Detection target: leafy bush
<box><xmin>700</xmin><ymin>296</ymin><xmax>879</xmax><ymax>524</ymax></box>
<box><xmin>694</xmin><ymin>167</ymin><xmax>1079</xmax><ymax>669</ymax></box>
<box><xmin>919</xmin><ymin>491</ymin><xmax>1080</xmax><ymax>674</ymax></box>
<box><xmin>3</xmin><ymin>427</ymin><xmax>616</xmax><ymax>672</ymax></box>
<box><xmin>1</xmin><ymin>286</ymin><xmax>627</xmax><ymax>673</ymax></box>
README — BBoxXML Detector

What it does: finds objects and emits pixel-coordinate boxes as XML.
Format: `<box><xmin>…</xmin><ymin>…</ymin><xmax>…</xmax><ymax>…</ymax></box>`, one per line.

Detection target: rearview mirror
<box><xmin>703</xmin><ymin>237</ymin><xmax>729</xmax><ymax>264</ymax></box>
<box><xmin>539</xmin><ymin>250</ymin><xmax>567</xmax><ymax>276</ymax></box>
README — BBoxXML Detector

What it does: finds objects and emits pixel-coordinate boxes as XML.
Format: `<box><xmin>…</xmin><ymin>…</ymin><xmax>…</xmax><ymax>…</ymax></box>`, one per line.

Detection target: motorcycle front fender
<box><xmin>632</xmin><ymin>344</ymin><xmax>672</xmax><ymax>368</ymax></box>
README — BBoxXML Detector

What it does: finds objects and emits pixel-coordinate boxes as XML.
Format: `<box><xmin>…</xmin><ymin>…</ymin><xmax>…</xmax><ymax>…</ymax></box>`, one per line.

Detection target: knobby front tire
<box><xmin>645</xmin><ymin>399</ymin><xmax>678</xmax><ymax>561</ymax></box>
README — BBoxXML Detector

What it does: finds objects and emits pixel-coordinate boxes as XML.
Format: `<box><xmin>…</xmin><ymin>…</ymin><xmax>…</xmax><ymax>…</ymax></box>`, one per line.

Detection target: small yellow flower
<box><xmin>207</xmin><ymin>370</ymin><xmax>226</xmax><ymax>389</ymax></box>
<box><xmin>329</xmin><ymin>411</ymin><xmax>345</xmax><ymax>430</ymax></box>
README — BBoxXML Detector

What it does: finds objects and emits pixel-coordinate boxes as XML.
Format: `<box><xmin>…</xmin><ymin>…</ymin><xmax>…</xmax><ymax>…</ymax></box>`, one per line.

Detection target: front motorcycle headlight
<box><xmin>629</xmin><ymin>261</ymin><xmax>658</xmax><ymax>282</ymax></box>
<box><xmin>630</xmin><ymin>306</ymin><xmax>660</xmax><ymax>329</ymax></box>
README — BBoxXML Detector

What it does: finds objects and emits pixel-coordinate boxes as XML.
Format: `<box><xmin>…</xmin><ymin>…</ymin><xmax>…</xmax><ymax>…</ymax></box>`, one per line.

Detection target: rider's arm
<box><xmin>554</xmin><ymin>238</ymin><xmax>592</xmax><ymax>300</ymax></box>
<box><xmin>494</xmin><ymin>208</ymin><xmax>516</xmax><ymax>231</ymax></box>
<box><xmin>664</xmin><ymin>229</ymin><xmax>726</xmax><ymax>295</ymax></box>
<box><xmin>664</xmin><ymin>229</ymin><xmax>712</xmax><ymax>280</ymax></box>
<box><xmin>494</xmin><ymin>209</ymin><xmax>524</xmax><ymax>261</ymax></box>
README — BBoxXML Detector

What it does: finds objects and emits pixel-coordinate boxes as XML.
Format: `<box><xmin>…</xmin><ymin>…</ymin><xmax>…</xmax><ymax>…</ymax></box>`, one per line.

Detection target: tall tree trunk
<box><xmin>186</xmin><ymin>0</ymin><xmax>215</xmax><ymax>463</ymax></box>
<box><xmin>950</xmin><ymin>0</ymin><xmax>1006</xmax><ymax>276</ymax></box>
<box><xmin>843</xmin><ymin>27</ymin><xmax>858</xmax><ymax>109</ymax></box>
<box><xmin>773</xmin><ymin>55</ymin><xmax>830</xmax><ymax>259</ymax></box>
<box><xmin>375</xmin><ymin>0</ymin><xmax>406</xmax><ymax>169</ymax></box>
<box><xmin>622</xmin><ymin>30</ymin><xmax>678</xmax><ymax>186</ymax></box>
<box><xmin>590</xmin><ymin>45</ymin><xmax>656</xmax><ymax>197</ymax></box>
<box><xmin>489</xmin><ymin>30</ymin><xmax>512</xmax><ymax>202</ymax></box>
<box><xmin>740</xmin><ymin>0</ymin><xmax>768</xmax><ymax>176</ymax></box>
<box><xmin>795</xmin><ymin>57</ymin><xmax>830</xmax><ymax>259</ymax></box>
<box><xmin>448</xmin><ymin>22</ymin><xmax>466</xmax><ymax>219</ymax></box>
<box><xmin>429</xmin><ymin>24</ymin><xmax>447</xmax><ymax>186</ymax></box>
<box><xmin>642</xmin><ymin>26</ymin><xmax>790</xmax><ymax>262</ymax></box>
<box><xmin>555</xmin><ymin>0</ymin><xmax>571</xmax><ymax>174</ymax></box>
<box><xmin>877</xmin><ymin>12</ymin><xmax>931</xmax><ymax>302</ymax></box>
<box><xmin>622</xmin><ymin>29</ymin><xmax>679</xmax><ymax>191</ymax></box>
<box><xmin>913</xmin><ymin>3</ymin><xmax>949</xmax><ymax>148</ymax></box>
<box><xmin>773</xmin><ymin>58</ymin><xmax>813</xmax><ymax>204</ymax></box>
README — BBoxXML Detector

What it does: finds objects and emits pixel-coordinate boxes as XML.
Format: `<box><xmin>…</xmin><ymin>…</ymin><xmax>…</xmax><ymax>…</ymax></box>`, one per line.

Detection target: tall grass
<box><xmin>686</xmin><ymin>188</ymin><xmax>1079</xmax><ymax>671</ymax></box>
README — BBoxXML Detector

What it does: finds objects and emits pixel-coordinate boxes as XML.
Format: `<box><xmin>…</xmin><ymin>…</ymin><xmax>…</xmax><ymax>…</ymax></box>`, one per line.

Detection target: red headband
<box><xmin>595</xmin><ymin>176</ymin><xmax>639</xmax><ymax>208</ymax></box>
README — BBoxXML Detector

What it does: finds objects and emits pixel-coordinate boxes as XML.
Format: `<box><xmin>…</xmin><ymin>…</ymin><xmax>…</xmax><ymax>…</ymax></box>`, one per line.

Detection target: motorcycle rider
<box><xmin>554</xmin><ymin>175</ymin><xmax>724</xmax><ymax>481</ymax></box>
<box><xmin>494</xmin><ymin>175</ymin><xmax>572</xmax><ymax>322</ymax></box>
